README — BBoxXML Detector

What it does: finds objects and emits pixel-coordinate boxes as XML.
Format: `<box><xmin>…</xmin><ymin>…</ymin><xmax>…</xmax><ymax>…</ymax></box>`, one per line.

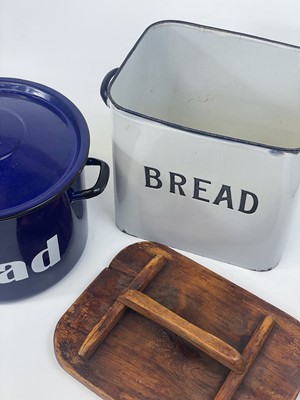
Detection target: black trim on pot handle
<box><xmin>100</xmin><ymin>68</ymin><xmax>119</xmax><ymax>106</ymax></box>
<box><xmin>70</xmin><ymin>158</ymin><xmax>110</xmax><ymax>202</ymax></box>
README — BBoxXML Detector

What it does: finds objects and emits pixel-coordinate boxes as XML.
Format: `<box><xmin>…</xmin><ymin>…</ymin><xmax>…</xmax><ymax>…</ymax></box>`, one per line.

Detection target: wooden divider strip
<box><xmin>78</xmin><ymin>254</ymin><xmax>167</xmax><ymax>359</ymax></box>
<box><xmin>214</xmin><ymin>315</ymin><xmax>275</xmax><ymax>400</ymax></box>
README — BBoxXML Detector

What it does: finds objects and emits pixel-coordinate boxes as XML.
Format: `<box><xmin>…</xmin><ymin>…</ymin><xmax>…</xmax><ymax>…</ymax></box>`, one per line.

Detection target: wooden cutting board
<box><xmin>54</xmin><ymin>241</ymin><xmax>300</xmax><ymax>400</ymax></box>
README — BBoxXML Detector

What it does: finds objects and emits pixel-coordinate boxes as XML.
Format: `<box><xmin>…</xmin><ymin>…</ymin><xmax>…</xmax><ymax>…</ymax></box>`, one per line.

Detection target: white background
<box><xmin>0</xmin><ymin>1</ymin><xmax>300</xmax><ymax>399</ymax></box>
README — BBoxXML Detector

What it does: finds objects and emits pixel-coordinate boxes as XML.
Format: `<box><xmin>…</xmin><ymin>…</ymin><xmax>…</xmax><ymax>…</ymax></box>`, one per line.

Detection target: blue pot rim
<box><xmin>0</xmin><ymin>78</ymin><xmax>90</xmax><ymax>220</ymax></box>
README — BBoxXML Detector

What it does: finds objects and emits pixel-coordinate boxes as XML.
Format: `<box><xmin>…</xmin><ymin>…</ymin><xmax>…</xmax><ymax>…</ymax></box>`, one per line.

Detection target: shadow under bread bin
<box><xmin>101</xmin><ymin>20</ymin><xmax>300</xmax><ymax>271</ymax></box>
<box><xmin>0</xmin><ymin>78</ymin><xmax>109</xmax><ymax>301</ymax></box>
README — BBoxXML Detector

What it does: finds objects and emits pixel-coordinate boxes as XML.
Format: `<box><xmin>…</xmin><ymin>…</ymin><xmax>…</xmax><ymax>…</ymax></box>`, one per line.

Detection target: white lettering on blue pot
<box><xmin>0</xmin><ymin>235</ymin><xmax>61</xmax><ymax>284</ymax></box>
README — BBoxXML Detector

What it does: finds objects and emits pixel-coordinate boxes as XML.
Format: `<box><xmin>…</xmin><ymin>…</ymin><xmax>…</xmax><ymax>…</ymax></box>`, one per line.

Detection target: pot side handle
<box><xmin>100</xmin><ymin>68</ymin><xmax>119</xmax><ymax>106</ymax></box>
<box><xmin>70</xmin><ymin>157</ymin><xmax>110</xmax><ymax>202</ymax></box>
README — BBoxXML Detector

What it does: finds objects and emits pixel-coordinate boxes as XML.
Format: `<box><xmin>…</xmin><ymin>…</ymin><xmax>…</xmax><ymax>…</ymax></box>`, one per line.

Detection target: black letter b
<box><xmin>144</xmin><ymin>166</ymin><xmax>162</xmax><ymax>189</ymax></box>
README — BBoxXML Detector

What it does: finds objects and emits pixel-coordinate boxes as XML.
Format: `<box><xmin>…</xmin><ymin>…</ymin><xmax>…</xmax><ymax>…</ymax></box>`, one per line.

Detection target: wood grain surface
<box><xmin>54</xmin><ymin>241</ymin><xmax>300</xmax><ymax>400</ymax></box>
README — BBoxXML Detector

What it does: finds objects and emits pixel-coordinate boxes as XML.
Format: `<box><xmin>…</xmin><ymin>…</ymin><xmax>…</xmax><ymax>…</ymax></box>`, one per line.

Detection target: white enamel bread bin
<box><xmin>101</xmin><ymin>20</ymin><xmax>300</xmax><ymax>270</ymax></box>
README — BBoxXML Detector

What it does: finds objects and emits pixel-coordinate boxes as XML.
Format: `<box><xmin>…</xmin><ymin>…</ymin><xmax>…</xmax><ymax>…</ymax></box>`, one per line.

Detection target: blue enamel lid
<box><xmin>0</xmin><ymin>78</ymin><xmax>90</xmax><ymax>219</ymax></box>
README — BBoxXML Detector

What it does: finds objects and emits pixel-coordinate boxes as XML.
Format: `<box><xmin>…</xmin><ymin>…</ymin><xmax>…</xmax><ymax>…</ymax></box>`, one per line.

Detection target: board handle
<box><xmin>119</xmin><ymin>290</ymin><xmax>275</xmax><ymax>398</ymax></box>
<box><xmin>119</xmin><ymin>289</ymin><xmax>246</xmax><ymax>374</ymax></box>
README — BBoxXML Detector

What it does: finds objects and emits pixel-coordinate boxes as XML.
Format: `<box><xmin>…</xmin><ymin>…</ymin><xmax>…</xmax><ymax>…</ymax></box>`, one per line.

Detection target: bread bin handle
<box><xmin>100</xmin><ymin>68</ymin><xmax>119</xmax><ymax>106</ymax></box>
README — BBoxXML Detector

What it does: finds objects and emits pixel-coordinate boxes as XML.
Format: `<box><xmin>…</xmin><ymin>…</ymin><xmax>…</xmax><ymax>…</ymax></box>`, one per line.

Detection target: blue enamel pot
<box><xmin>0</xmin><ymin>78</ymin><xmax>109</xmax><ymax>301</ymax></box>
